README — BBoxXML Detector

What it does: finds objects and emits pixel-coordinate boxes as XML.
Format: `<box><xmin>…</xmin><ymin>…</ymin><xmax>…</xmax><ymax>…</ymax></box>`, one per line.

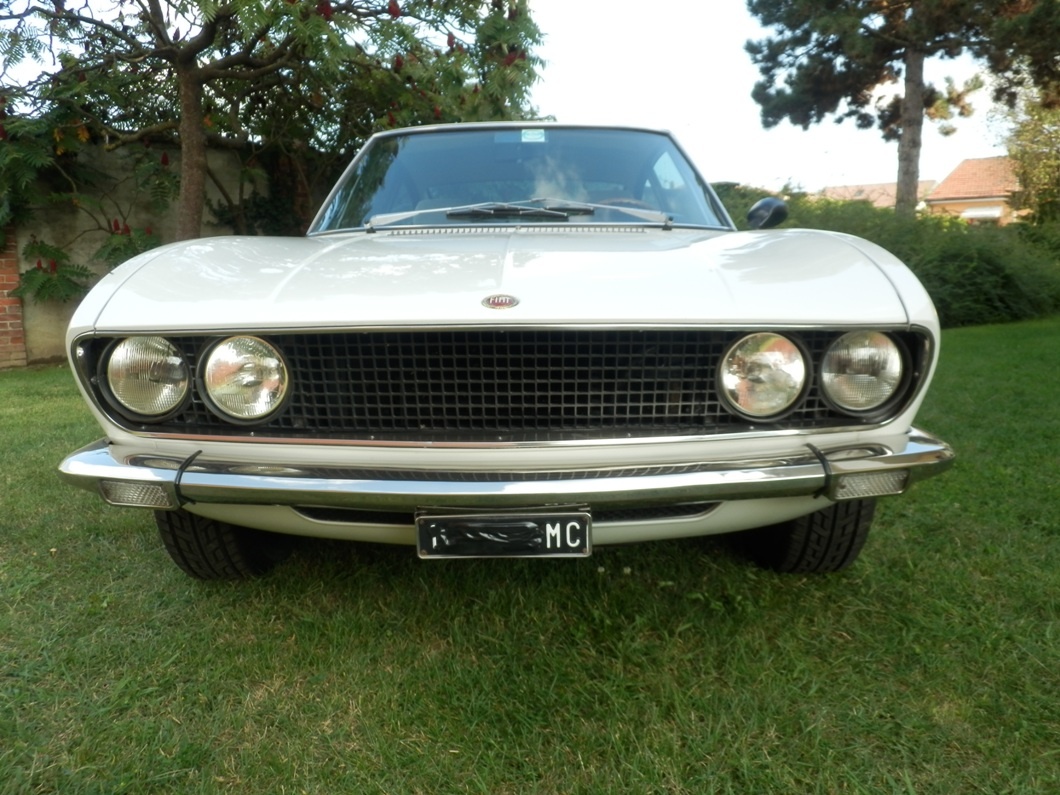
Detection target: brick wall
<box><xmin>0</xmin><ymin>227</ymin><xmax>28</xmax><ymax>370</ymax></box>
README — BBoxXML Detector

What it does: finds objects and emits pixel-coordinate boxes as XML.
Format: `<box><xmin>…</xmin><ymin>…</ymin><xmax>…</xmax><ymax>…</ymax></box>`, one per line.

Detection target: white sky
<box><xmin>528</xmin><ymin>0</ymin><xmax>1010</xmax><ymax>192</ymax></box>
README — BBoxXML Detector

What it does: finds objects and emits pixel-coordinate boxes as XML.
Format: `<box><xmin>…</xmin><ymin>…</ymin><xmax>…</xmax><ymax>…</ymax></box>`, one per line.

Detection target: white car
<box><xmin>60</xmin><ymin>123</ymin><xmax>954</xmax><ymax>579</ymax></box>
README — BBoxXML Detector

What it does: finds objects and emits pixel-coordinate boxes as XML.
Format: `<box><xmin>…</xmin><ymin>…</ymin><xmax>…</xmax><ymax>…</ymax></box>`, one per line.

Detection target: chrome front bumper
<box><xmin>59</xmin><ymin>429</ymin><xmax>954</xmax><ymax>511</ymax></box>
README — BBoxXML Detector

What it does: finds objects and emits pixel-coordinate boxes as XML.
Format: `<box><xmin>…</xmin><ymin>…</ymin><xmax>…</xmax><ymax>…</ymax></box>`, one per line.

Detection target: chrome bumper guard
<box><xmin>59</xmin><ymin>429</ymin><xmax>954</xmax><ymax>511</ymax></box>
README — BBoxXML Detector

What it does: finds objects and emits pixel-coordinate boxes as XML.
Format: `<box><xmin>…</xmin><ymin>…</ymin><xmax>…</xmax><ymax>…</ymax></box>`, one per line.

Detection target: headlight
<box><xmin>720</xmin><ymin>333</ymin><xmax>806</xmax><ymax>418</ymax></box>
<box><xmin>821</xmin><ymin>331</ymin><xmax>903</xmax><ymax>412</ymax></box>
<box><xmin>105</xmin><ymin>336</ymin><xmax>189</xmax><ymax>419</ymax></box>
<box><xmin>203</xmin><ymin>336</ymin><xmax>289</xmax><ymax>422</ymax></box>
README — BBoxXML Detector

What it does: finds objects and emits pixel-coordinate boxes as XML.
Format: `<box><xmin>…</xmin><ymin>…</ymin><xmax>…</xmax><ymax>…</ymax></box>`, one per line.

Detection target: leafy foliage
<box><xmin>10</xmin><ymin>239</ymin><xmax>95</xmax><ymax>303</ymax></box>
<box><xmin>747</xmin><ymin>2</ymin><xmax>972</xmax><ymax>136</ymax></box>
<box><xmin>980</xmin><ymin>1</ymin><xmax>1060</xmax><ymax>108</ymax></box>
<box><xmin>3</xmin><ymin>140</ymin><xmax>173</xmax><ymax>302</ymax></box>
<box><xmin>91</xmin><ymin>224</ymin><xmax>163</xmax><ymax>270</ymax></box>
<box><xmin>0</xmin><ymin>100</ymin><xmax>56</xmax><ymax>235</ymax></box>
<box><xmin>1007</xmin><ymin>94</ymin><xmax>1060</xmax><ymax>223</ymax></box>
<box><xmin>0</xmin><ymin>0</ymin><xmax>543</xmax><ymax>241</ymax></box>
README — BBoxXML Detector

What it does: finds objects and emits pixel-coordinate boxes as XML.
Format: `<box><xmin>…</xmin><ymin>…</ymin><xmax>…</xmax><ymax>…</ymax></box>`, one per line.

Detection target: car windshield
<box><xmin>309</xmin><ymin>126</ymin><xmax>731</xmax><ymax>233</ymax></box>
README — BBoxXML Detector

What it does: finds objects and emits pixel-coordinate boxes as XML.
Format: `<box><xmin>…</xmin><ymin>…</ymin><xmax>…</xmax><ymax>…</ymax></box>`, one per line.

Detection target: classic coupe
<box><xmin>59</xmin><ymin>123</ymin><xmax>954</xmax><ymax>578</ymax></box>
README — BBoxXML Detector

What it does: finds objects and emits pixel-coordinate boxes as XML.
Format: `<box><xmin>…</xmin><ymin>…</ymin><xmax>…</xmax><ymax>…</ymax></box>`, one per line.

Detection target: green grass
<box><xmin>2</xmin><ymin>318</ymin><xmax>1059</xmax><ymax>794</ymax></box>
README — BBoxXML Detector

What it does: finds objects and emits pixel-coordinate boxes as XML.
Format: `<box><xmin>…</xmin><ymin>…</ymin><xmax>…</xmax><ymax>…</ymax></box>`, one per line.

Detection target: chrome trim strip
<box><xmin>73</xmin><ymin>323</ymin><xmax>931</xmax><ymax>339</ymax></box>
<box><xmin>59</xmin><ymin>428</ymin><xmax>953</xmax><ymax>512</ymax></box>
<box><xmin>117</xmin><ymin>427</ymin><xmax>816</xmax><ymax>449</ymax></box>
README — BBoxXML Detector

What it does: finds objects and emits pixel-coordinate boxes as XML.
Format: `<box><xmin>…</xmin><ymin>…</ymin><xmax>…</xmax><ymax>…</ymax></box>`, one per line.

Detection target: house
<box><xmin>923</xmin><ymin>156</ymin><xmax>1021</xmax><ymax>224</ymax></box>
<box><xmin>816</xmin><ymin>181</ymin><xmax>936</xmax><ymax>209</ymax></box>
<box><xmin>816</xmin><ymin>157</ymin><xmax>1022</xmax><ymax>224</ymax></box>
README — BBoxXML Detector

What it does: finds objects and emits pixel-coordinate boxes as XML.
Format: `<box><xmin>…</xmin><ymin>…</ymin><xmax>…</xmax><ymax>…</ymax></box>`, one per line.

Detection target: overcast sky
<box><xmin>527</xmin><ymin>0</ymin><xmax>1010</xmax><ymax>192</ymax></box>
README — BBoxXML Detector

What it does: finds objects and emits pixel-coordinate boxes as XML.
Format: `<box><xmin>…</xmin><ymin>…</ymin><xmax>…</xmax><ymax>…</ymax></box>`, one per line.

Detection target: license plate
<box><xmin>416</xmin><ymin>511</ymin><xmax>591</xmax><ymax>559</ymax></box>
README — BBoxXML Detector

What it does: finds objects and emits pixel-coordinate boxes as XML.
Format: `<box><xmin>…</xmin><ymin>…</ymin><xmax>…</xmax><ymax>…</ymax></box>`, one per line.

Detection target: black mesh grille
<box><xmin>90</xmin><ymin>328</ymin><xmax>926</xmax><ymax>441</ymax></box>
<box><xmin>292</xmin><ymin>329</ymin><xmax>724</xmax><ymax>432</ymax></box>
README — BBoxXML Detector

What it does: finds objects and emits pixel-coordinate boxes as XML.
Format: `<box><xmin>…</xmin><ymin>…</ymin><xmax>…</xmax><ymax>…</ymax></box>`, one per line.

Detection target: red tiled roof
<box><xmin>816</xmin><ymin>181</ymin><xmax>936</xmax><ymax>209</ymax></box>
<box><xmin>927</xmin><ymin>157</ymin><xmax>1019</xmax><ymax>202</ymax></box>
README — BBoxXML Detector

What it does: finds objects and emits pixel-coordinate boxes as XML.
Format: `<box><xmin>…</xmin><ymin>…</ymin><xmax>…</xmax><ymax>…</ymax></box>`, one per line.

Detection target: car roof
<box><xmin>367</xmin><ymin>121</ymin><xmax>676</xmax><ymax>141</ymax></box>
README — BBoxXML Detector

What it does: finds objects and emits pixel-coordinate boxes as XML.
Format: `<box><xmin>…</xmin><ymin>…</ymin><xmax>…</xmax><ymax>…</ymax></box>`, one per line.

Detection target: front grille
<box><xmin>88</xmin><ymin>328</ymin><xmax>925</xmax><ymax>442</ymax></box>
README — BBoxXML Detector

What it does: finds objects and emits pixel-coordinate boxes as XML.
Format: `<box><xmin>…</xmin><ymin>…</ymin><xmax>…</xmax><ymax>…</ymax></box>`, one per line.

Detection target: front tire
<box><xmin>155</xmin><ymin>508</ymin><xmax>287</xmax><ymax>580</ymax></box>
<box><xmin>741</xmin><ymin>498</ymin><xmax>876</xmax><ymax>573</ymax></box>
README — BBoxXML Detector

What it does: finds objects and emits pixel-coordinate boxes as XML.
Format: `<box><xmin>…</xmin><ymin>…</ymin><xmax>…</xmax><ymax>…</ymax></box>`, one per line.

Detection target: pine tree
<box><xmin>746</xmin><ymin>0</ymin><xmax>1060</xmax><ymax>217</ymax></box>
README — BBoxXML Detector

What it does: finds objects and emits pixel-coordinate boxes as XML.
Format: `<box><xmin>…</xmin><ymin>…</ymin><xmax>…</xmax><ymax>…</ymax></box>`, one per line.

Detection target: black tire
<box><xmin>740</xmin><ymin>498</ymin><xmax>876</xmax><ymax>573</ymax></box>
<box><xmin>155</xmin><ymin>508</ymin><xmax>289</xmax><ymax>580</ymax></box>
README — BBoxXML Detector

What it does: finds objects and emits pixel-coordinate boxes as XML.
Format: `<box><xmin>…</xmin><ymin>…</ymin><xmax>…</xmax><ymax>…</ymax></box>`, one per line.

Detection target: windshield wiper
<box><xmin>529</xmin><ymin>197</ymin><xmax>673</xmax><ymax>226</ymax></box>
<box><xmin>525</xmin><ymin>198</ymin><xmax>596</xmax><ymax>216</ymax></box>
<box><xmin>366</xmin><ymin>198</ymin><xmax>672</xmax><ymax>230</ymax></box>
<box><xmin>366</xmin><ymin>202</ymin><xmax>572</xmax><ymax>230</ymax></box>
<box><xmin>447</xmin><ymin>199</ymin><xmax>672</xmax><ymax>226</ymax></box>
<box><xmin>445</xmin><ymin>202</ymin><xmax>571</xmax><ymax>219</ymax></box>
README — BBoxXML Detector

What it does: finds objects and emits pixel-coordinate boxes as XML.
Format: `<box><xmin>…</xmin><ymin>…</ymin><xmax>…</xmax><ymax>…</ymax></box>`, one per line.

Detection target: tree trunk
<box><xmin>175</xmin><ymin>66</ymin><xmax>207</xmax><ymax>241</ymax></box>
<box><xmin>895</xmin><ymin>47</ymin><xmax>925</xmax><ymax>219</ymax></box>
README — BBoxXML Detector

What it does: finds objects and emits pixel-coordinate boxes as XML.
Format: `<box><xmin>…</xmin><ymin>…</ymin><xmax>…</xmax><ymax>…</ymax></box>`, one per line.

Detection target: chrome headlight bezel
<box><xmin>718</xmin><ymin>332</ymin><xmax>809</xmax><ymax>420</ymax></box>
<box><xmin>199</xmin><ymin>336</ymin><xmax>290</xmax><ymax>424</ymax></box>
<box><xmin>98</xmin><ymin>336</ymin><xmax>191</xmax><ymax>423</ymax></box>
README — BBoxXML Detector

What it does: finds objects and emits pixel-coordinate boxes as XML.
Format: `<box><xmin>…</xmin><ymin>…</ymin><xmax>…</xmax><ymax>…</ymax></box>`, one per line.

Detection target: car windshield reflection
<box><xmin>310</xmin><ymin>126</ymin><xmax>731</xmax><ymax>233</ymax></box>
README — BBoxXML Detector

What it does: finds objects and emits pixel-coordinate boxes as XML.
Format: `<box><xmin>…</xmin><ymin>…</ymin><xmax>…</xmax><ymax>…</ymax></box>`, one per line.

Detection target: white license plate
<box><xmin>416</xmin><ymin>512</ymin><xmax>592</xmax><ymax>559</ymax></box>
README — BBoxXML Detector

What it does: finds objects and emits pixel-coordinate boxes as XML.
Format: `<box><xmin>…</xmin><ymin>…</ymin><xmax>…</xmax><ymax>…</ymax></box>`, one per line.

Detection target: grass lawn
<box><xmin>1</xmin><ymin>318</ymin><xmax>1058</xmax><ymax>794</ymax></box>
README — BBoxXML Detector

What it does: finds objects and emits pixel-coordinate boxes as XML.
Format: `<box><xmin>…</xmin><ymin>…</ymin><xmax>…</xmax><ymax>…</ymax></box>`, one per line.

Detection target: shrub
<box><xmin>908</xmin><ymin>222</ymin><xmax>1059</xmax><ymax>326</ymax></box>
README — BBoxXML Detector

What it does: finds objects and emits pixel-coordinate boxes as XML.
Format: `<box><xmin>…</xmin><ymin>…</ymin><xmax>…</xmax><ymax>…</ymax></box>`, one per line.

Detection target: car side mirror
<box><xmin>747</xmin><ymin>197</ymin><xmax>788</xmax><ymax>230</ymax></box>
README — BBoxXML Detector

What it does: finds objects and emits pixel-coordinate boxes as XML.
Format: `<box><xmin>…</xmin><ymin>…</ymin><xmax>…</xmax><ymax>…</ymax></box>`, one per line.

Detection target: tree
<box><xmin>0</xmin><ymin>0</ymin><xmax>541</xmax><ymax>240</ymax></box>
<box><xmin>745</xmin><ymin>1</ymin><xmax>1060</xmax><ymax>217</ymax></box>
<box><xmin>1007</xmin><ymin>94</ymin><xmax>1060</xmax><ymax>223</ymax></box>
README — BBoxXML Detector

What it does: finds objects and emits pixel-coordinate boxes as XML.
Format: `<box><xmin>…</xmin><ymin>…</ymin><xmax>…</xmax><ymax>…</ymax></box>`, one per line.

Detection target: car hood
<box><xmin>80</xmin><ymin>226</ymin><xmax>913</xmax><ymax>333</ymax></box>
